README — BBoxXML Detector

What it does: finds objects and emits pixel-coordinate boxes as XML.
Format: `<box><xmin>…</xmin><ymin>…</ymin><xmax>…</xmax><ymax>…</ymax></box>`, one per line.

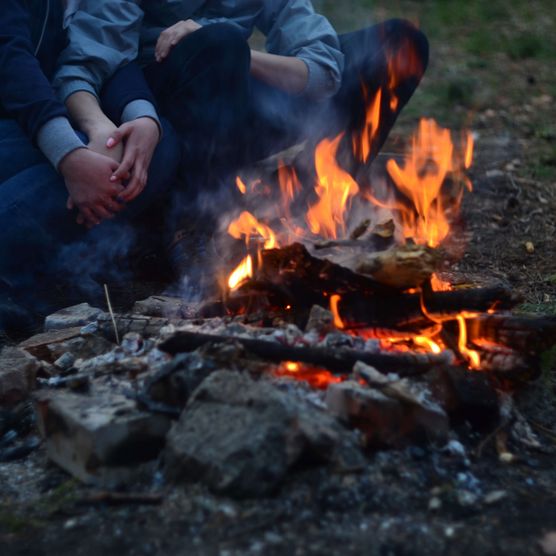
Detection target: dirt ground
<box><xmin>2</xmin><ymin>1</ymin><xmax>556</xmax><ymax>555</ymax></box>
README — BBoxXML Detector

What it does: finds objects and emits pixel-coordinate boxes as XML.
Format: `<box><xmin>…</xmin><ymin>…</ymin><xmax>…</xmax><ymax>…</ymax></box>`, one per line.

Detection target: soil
<box><xmin>2</xmin><ymin>2</ymin><xmax>556</xmax><ymax>554</ymax></box>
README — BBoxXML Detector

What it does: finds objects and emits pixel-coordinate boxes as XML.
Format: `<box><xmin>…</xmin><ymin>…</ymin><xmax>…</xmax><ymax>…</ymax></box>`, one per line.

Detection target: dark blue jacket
<box><xmin>0</xmin><ymin>0</ymin><xmax>158</xmax><ymax>143</ymax></box>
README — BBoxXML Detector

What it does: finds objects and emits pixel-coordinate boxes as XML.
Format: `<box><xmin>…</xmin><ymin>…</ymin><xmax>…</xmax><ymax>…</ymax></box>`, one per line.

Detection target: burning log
<box><xmin>159</xmin><ymin>329</ymin><xmax>454</xmax><ymax>376</ymax></box>
<box><xmin>465</xmin><ymin>314</ymin><xmax>556</xmax><ymax>353</ymax></box>
<box><xmin>333</xmin><ymin>286</ymin><xmax>518</xmax><ymax>330</ymax></box>
<box><xmin>324</xmin><ymin>243</ymin><xmax>442</xmax><ymax>289</ymax></box>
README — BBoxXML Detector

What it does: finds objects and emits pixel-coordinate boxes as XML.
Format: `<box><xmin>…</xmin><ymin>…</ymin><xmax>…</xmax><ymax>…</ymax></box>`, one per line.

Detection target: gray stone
<box><xmin>164</xmin><ymin>371</ymin><xmax>364</xmax><ymax>497</ymax></box>
<box><xmin>0</xmin><ymin>347</ymin><xmax>40</xmax><ymax>406</ymax></box>
<box><xmin>35</xmin><ymin>389</ymin><xmax>171</xmax><ymax>487</ymax></box>
<box><xmin>44</xmin><ymin>303</ymin><xmax>105</xmax><ymax>332</ymax></box>
<box><xmin>326</xmin><ymin>375</ymin><xmax>449</xmax><ymax>447</ymax></box>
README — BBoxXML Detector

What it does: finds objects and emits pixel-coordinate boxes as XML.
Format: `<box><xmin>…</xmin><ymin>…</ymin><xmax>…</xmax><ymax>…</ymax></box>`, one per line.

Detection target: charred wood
<box><xmin>159</xmin><ymin>330</ymin><xmax>454</xmax><ymax>376</ymax></box>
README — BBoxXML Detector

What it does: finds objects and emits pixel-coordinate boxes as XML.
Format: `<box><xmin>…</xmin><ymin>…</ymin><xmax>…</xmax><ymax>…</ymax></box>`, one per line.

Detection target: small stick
<box><xmin>103</xmin><ymin>283</ymin><xmax>120</xmax><ymax>345</ymax></box>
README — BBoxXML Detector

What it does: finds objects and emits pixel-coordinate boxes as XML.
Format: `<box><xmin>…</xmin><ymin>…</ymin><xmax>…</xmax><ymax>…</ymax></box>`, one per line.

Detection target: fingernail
<box><xmin>106</xmin><ymin>138</ymin><xmax>115</xmax><ymax>148</ymax></box>
<box><xmin>110</xmin><ymin>175</ymin><xmax>117</xmax><ymax>182</ymax></box>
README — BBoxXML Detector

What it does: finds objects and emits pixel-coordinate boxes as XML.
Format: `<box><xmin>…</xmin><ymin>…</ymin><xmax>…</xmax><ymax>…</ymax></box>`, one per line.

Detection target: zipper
<box><xmin>34</xmin><ymin>0</ymin><xmax>50</xmax><ymax>56</ymax></box>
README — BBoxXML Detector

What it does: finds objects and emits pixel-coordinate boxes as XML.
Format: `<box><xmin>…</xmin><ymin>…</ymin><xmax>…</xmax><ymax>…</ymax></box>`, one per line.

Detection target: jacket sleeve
<box><xmin>0</xmin><ymin>0</ymin><xmax>68</xmax><ymax>139</ymax></box>
<box><xmin>0</xmin><ymin>0</ymin><xmax>84</xmax><ymax>169</ymax></box>
<box><xmin>257</xmin><ymin>0</ymin><xmax>344</xmax><ymax>100</ymax></box>
<box><xmin>100</xmin><ymin>61</ymin><xmax>161</xmax><ymax>136</ymax></box>
<box><xmin>53</xmin><ymin>0</ymin><xmax>144</xmax><ymax>103</ymax></box>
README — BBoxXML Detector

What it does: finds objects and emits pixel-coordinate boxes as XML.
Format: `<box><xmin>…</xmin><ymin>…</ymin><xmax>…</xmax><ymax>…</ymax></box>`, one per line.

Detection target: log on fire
<box><xmin>159</xmin><ymin>329</ymin><xmax>454</xmax><ymax>376</ymax></box>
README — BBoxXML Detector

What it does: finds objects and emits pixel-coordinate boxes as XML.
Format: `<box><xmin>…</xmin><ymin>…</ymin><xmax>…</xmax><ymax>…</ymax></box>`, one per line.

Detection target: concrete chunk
<box><xmin>0</xmin><ymin>347</ymin><xmax>40</xmax><ymax>406</ymax></box>
<box><xmin>44</xmin><ymin>303</ymin><xmax>104</xmax><ymax>332</ymax></box>
<box><xmin>35</xmin><ymin>390</ymin><xmax>171</xmax><ymax>487</ymax></box>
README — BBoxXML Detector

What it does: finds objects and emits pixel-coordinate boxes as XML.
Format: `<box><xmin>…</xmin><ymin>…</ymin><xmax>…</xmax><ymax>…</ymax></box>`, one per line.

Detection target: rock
<box><xmin>326</xmin><ymin>375</ymin><xmax>449</xmax><ymax>447</ymax></box>
<box><xmin>35</xmin><ymin>389</ymin><xmax>171</xmax><ymax>487</ymax></box>
<box><xmin>19</xmin><ymin>327</ymin><xmax>83</xmax><ymax>361</ymax></box>
<box><xmin>142</xmin><ymin>352</ymin><xmax>220</xmax><ymax>411</ymax></box>
<box><xmin>425</xmin><ymin>366</ymin><xmax>498</xmax><ymax>428</ymax></box>
<box><xmin>44</xmin><ymin>303</ymin><xmax>104</xmax><ymax>332</ymax></box>
<box><xmin>164</xmin><ymin>371</ymin><xmax>364</xmax><ymax>497</ymax></box>
<box><xmin>0</xmin><ymin>347</ymin><xmax>40</xmax><ymax>406</ymax></box>
<box><xmin>47</xmin><ymin>335</ymin><xmax>114</xmax><ymax>364</ymax></box>
<box><xmin>305</xmin><ymin>305</ymin><xmax>335</xmax><ymax>335</ymax></box>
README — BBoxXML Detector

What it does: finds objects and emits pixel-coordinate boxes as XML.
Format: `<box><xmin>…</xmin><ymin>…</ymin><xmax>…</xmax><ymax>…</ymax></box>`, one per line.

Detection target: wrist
<box><xmin>59</xmin><ymin>146</ymin><xmax>88</xmax><ymax>175</ymax></box>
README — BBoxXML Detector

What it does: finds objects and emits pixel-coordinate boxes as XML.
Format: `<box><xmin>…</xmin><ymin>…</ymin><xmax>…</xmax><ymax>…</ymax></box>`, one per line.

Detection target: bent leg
<box><xmin>333</xmin><ymin>19</ymin><xmax>429</xmax><ymax>163</ymax></box>
<box><xmin>144</xmin><ymin>23</ymin><xmax>251</xmax><ymax>174</ymax></box>
<box><xmin>0</xmin><ymin>119</ymin><xmax>49</xmax><ymax>183</ymax></box>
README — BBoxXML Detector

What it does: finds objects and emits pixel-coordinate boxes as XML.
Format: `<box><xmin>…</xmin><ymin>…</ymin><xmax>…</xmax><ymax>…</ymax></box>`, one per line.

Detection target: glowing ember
<box><xmin>228</xmin><ymin>255</ymin><xmax>253</xmax><ymax>290</ymax></box>
<box><xmin>306</xmin><ymin>134</ymin><xmax>359</xmax><ymax>239</ymax></box>
<box><xmin>456</xmin><ymin>315</ymin><xmax>481</xmax><ymax>369</ymax></box>
<box><xmin>329</xmin><ymin>294</ymin><xmax>345</xmax><ymax>329</ymax></box>
<box><xmin>235</xmin><ymin>176</ymin><xmax>247</xmax><ymax>194</ymax></box>
<box><xmin>278</xmin><ymin>362</ymin><xmax>343</xmax><ymax>389</ymax></box>
<box><xmin>413</xmin><ymin>335</ymin><xmax>442</xmax><ymax>354</ymax></box>
<box><xmin>431</xmin><ymin>273</ymin><xmax>452</xmax><ymax>291</ymax></box>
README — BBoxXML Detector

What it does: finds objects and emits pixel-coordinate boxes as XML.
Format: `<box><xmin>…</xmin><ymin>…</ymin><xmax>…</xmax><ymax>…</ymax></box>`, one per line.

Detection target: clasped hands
<box><xmin>61</xmin><ymin>117</ymin><xmax>160</xmax><ymax>228</ymax></box>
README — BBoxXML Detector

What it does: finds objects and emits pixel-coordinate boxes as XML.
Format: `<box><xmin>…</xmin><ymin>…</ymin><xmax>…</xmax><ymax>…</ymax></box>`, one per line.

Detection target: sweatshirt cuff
<box><xmin>122</xmin><ymin>100</ymin><xmax>162</xmax><ymax>140</ymax></box>
<box><xmin>58</xmin><ymin>79</ymin><xmax>98</xmax><ymax>104</ymax></box>
<box><xmin>299</xmin><ymin>58</ymin><xmax>338</xmax><ymax>100</ymax></box>
<box><xmin>36</xmin><ymin>117</ymin><xmax>87</xmax><ymax>170</ymax></box>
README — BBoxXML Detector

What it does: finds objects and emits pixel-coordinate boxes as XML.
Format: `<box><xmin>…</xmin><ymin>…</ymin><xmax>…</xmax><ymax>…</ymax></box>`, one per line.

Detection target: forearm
<box><xmin>65</xmin><ymin>91</ymin><xmax>114</xmax><ymax>136</ymax></box>
<box><xmin>250</xmin><ymin>50</ymin><xmax>308</xmax><ymax>94</ymax></box>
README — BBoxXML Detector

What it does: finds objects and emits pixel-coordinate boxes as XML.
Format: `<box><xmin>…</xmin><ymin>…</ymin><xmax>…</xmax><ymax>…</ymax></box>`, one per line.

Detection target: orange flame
<box><xmin>227</xmin><ymin>211</ymin><xmax>277</xmax><ymax>250</ymax></box>
<box><xmin>413</xmin><ymin>335</ymin><xmax>442</xmax><ymax>354</ymax></box>
<box><xmin>329</xmin><ymin>294</ymin><xmax>345</xmax><ymax>329</ymax></box>
<box><xmin>464</xmin><ymin>131</ymin><xmax>474</xmax><ymax>170</ymax></box>
<box><xmin>235</xmin><ymin>176</ymin><xmax>247</xmax><ymax>194</ymax></box>
<box><xmin>384</xmin><ymin>119</ymin><xmax>456</xmax><ymax>247</ymax></box>
<box><xmin>306</xmin><ymin>134</ymin><xmax>359</xmax><ymax>239</ymax></box>
<box><xmin>353</xmin><ymin>87</ymin><xmax>382</xmax><ymax>163</ymax></box>
<box><xmin>228</xmin><ymin>255</ymin><xmax>253</xmax><ymax>290</ymax></box>
<box><xmin>278</xmin><ymin>163</ymin><xmax>301</xmax><ymax>209</ymax></box>
<box><xmin>456</xmin><ymin>315</ymin><xmax>481</xmax><ymax>369</ymax></box>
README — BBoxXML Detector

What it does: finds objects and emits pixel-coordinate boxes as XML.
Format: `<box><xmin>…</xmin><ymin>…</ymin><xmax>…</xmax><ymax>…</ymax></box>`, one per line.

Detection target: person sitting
<box><xmin>0</xmin><ymin>0</ymin><xmax>180</xmax><ymax>339</ymax></box>
<box><xmin>136</xmin><ymin>1</ymin><xmax>429</xmax><ymax>182</ymax></box>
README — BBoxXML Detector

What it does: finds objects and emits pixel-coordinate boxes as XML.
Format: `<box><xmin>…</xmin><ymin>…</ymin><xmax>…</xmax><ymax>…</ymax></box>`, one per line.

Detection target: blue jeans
<box><xmin>0</xmin><ymin>118</ymin><xmax>180</xmax><ymax>304</ymax></box>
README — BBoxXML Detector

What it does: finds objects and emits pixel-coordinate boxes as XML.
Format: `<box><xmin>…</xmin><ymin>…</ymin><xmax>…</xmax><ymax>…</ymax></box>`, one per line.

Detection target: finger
<box><xmin>92</xmin><ymin>204</ymin><xmax>115</xmax><ymax>221</ymax></box>
<box><xmin>156</xmin><ymin>32</ymin><xmax>176</xmax><ymax>61</ymax></box>
<box><xmin>76</xmin><ymin>213</ymin><xmax>84</xmax><ymax>225</ymax></box>
<box><xmin>119</xmin><ymin>166</ymin><xmax>146</xmax><ymax>202</ymax></box>
<box><xmin>111</xmin><ymin>152</ymin><xmax>136</xmax><ymax>182</ymax></box>
<box><xmin>104</xmin><ymin>197</ymin><xmax>126</xmax><ymax>214</ymax></box>
<box><xmin>66</xmin><ymin>196</ymin><xmax>74</xmax><ymax>210</ymax></box>
<box><xmin>79</xmin><ymin>207</ymin><xmax>98</xmax><ymax>228</ymax></box>
<box><xmin>106</xmin><ymin>127</ymin><xmax>128</xmax><ymax>149</ymax></box>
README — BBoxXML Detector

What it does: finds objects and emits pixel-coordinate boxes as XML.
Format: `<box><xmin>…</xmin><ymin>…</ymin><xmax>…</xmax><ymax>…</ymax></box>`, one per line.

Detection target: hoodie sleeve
<box><xmin>257</xmin><ymin>0</ymin><xmax>344</xmax><ymax>100</ymax></box>
<box><xmin>53</xmin><ymin>0</ymin><xmax>144</xmax><ymax>103</ymax></box>
<box><xmin>0</xmin><ymin>0</ymin><xmax>84</xmax><ymax>169</ymax></box>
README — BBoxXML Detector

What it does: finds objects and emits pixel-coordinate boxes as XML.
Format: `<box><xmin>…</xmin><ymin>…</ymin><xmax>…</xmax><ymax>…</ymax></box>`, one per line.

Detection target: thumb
<box><xmin>106</xmin><ymin>124</ymin><xmax>131</xmax><ymax>149</ymax></box>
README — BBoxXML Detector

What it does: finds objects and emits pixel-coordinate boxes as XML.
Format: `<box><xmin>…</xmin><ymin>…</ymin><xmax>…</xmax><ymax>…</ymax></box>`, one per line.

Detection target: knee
<box><xmin>385</xmin><ymin>19</ymin><xmax>429</xmax><ymax>77</ymax></box>
<box><xmin>175</xmin><ymin>22</ymin><xmax>250</xmax><ymax>68</ymax></box>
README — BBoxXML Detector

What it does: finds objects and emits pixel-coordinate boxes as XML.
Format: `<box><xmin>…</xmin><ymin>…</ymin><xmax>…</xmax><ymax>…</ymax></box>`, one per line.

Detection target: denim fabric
<box><xmin>0</xmin><ymin>117</ymin><xmax>180</xmax><ymax>299</ymax></box>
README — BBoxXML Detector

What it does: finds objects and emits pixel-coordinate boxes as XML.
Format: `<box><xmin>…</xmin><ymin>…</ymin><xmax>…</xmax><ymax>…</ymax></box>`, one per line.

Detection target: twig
<box><xmin>103</xmin><ymin>283</ymin><xmax>120</xmax><ymax>345</ymax></box>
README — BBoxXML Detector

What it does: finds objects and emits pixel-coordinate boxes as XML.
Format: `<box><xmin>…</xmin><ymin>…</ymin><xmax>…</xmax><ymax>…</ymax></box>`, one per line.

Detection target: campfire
<box><xmin>5</xmin><ymin>62</ymin><xmax>556</xmax><ymax>500</ymax></box>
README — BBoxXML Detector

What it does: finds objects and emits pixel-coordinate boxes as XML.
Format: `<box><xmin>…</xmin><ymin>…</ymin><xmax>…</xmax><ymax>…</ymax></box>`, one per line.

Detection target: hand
<box><xmin>106</xmin><ymin>118</ymin><xmax>161</xmax><ymax>203</ymax></box>
<box><xmin>87</xmin><ymin>122</ymin><xmax>124</xmax><ymax>162</ymax></box>
<box><xmin>59</xmin><ymin>148</ymin><xmax>126</xmax><ymax>228</ymax></box>
<box><xmin>155</xmin><ymin>19</ymin><xmax>202</xmax><ymax>62</ymax></box>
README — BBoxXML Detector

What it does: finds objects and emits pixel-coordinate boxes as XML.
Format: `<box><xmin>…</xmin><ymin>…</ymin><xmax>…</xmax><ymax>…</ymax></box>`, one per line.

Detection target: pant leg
<box><xmin>332</xmin><ymin>19</ymin><xmax>429</xmax><ymax>164</ymax></box>
<box><xmin>0</xmin><ymin>119</ymin><xmax>49</xmax><ymax>183</ymax></box>
<box><xmin>144</xmin><ymin>23</ymin><xmax>251</xmax><ymax>175</ymax></box>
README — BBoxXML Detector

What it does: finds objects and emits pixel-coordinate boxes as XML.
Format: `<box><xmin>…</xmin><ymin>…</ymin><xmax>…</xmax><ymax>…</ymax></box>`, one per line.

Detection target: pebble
<box><xmin>428</xmin><ymin>497</ymin><xmax>442</xmax><ymax>511</ymax></box>
<box><xmin>484</xmin><ymin>490</ymin><xmax>507</xmax><ymax>505</ymax></box>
